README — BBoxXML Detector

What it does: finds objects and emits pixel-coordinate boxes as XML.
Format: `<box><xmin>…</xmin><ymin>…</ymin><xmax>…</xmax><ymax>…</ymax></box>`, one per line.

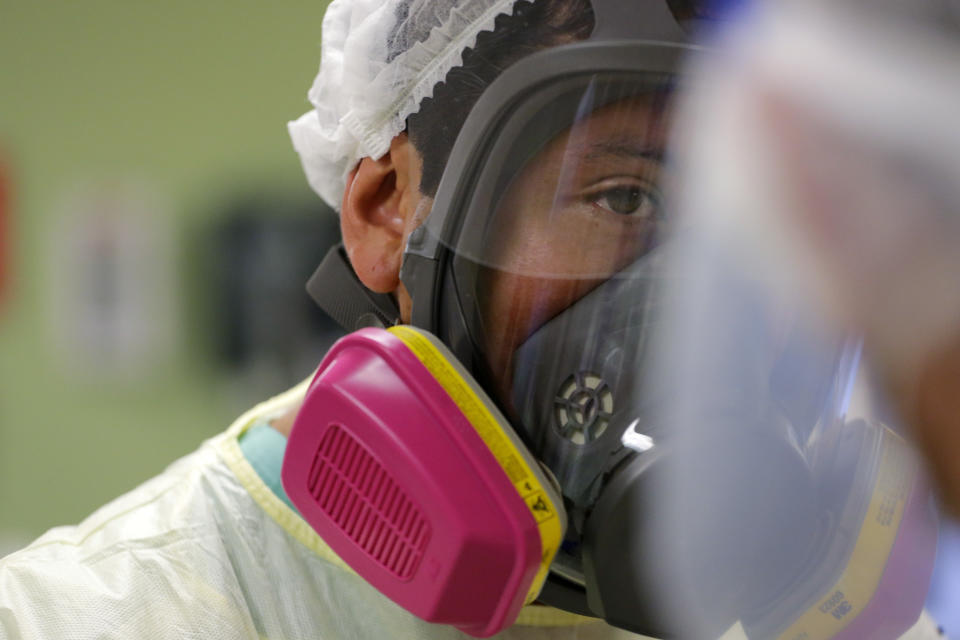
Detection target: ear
<box><xmin>341</xmin><ymin>133</ymin><xmax>422</xmax><ymax>294</ymax></box>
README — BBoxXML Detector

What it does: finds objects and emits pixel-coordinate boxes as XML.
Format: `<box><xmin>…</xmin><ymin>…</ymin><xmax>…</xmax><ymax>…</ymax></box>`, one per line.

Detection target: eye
<box><xmin>591</xmin><ymin>185</ymin><xmax>661</xmax><ymax>218</ymax></box>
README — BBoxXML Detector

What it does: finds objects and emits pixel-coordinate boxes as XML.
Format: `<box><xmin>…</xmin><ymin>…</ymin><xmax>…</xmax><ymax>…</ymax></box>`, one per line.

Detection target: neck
<box><xmin>269</xmin><ymin>401</ymin><xmax>303</xmax><ymax>438</ymax></box>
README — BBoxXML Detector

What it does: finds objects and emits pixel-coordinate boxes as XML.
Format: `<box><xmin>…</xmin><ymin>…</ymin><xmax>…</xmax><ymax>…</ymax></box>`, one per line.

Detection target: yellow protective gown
<box><xmin>0</xmin><ymin>381</ymin><xmax>945</xmax><ymax>639</ymax></box>
<box><xmin>0</xmin><ymin>381</ymin><xmax>652</xmax><ymax>640</ymax></box>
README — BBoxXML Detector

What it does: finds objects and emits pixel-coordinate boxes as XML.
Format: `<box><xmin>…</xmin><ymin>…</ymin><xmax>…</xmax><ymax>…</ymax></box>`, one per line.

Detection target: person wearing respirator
<box><xmin>0</xmin><ymin>0</ymin><xmax>945</xmax><ymax>638</ymax></box>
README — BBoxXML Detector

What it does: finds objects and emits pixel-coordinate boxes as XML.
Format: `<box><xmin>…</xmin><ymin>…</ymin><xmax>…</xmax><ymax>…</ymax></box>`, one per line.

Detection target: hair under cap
<box><xmin>288</xmin><ymin>0</ymin><xmax>523</xmax><ymax>211</ymax></box>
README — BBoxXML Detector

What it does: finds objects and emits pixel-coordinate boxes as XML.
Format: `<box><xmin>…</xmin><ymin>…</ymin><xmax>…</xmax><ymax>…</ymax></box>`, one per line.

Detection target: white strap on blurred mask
<box><xmin>673</xmin><ymin>0</ymin><xmax>960</xmax><ymax>377</ymax></box>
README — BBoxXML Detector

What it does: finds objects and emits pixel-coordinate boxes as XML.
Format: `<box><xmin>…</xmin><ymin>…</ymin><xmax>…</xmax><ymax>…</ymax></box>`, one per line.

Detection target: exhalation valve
<box><xmin>554</xmin><ymin>372</ymin><xmax>615</xmax><ymax>445</ymax></box>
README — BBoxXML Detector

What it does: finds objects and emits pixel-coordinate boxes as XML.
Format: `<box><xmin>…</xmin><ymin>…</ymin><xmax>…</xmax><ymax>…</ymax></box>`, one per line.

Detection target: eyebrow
<box><xmin>579</xmin><ymin>140</ymin><xmax>665</xmax><ymax>163</ymax></box>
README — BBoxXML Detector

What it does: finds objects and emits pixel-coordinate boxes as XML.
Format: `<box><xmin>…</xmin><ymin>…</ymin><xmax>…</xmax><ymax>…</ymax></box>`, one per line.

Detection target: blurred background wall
<box><xmin>0</xmin><ymin>0</ymin><xmax>341</xmax><ymax>553</ymax></box>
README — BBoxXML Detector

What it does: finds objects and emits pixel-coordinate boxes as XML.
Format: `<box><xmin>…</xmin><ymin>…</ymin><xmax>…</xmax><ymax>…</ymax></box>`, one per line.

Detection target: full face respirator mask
<box><xmin>283</xmin><ymin>0</ymin><xmax>938</xmax><ymax>637</ymax></box>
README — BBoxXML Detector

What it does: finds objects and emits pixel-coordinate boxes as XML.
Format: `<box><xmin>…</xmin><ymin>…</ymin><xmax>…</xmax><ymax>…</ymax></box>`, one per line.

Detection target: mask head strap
<box><xmin>307</xmin><ymin>244</ymin><xmax>402</xmax><ymax>331</ymax></box>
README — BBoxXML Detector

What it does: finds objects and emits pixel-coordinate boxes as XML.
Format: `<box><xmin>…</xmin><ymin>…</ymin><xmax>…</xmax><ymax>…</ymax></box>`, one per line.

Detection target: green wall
<box><xmin>0</xmin><ymin>0</ymin><xmax>332</xmax><ymax>547</ymax></box>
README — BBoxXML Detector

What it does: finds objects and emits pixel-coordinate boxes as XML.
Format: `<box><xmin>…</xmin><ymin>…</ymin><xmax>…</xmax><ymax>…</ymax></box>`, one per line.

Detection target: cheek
<box><xmin>480</xmin><ymin>269</ymin><xmax>602</xmax><ymax>402</ymax></box>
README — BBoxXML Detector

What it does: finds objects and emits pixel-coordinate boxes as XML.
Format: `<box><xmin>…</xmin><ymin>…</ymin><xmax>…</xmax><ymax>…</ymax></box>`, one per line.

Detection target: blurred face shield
<box><xmin>642</xmin><ymin>1</ymin><xmax>952</xmax><ymax>637</ymax></box>
<box><xmin>645</xmin><ymin>230</ymin><xmax>937</xmax><ymax>639</ymax></box>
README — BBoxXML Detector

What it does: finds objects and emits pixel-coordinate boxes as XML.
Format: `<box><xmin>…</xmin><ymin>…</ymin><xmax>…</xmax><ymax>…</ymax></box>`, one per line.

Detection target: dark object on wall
<box><xmin>204</xmin><ymin>193</ymin><xmax>345</xmax><ymax>388</ymax></box>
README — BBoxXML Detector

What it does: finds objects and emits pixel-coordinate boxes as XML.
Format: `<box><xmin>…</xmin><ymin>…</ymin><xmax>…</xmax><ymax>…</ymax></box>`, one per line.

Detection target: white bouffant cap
<box><xmin>288</xmin><ymin>0</ymin><xmax>522</xmax><ymax>210</ymax></box>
